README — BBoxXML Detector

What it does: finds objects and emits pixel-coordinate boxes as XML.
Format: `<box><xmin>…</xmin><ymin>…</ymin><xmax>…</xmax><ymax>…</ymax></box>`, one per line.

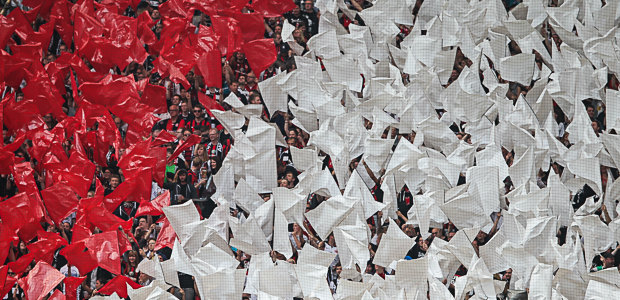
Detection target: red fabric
<box><xmin>103</xmin><ymin>167</ymin><xmax>152</xmax><ymax>212</ymax></box>
<box><xmin>0</xmin><ymin>266</ymin><xmax>17</xmax><ymax>300</ymax></box>
<box><xmin>154</xmin><ymin>217</ymin><xmax>176</xmax><ymax>251</ymax></box>
<box><xmin>6</xmin><ymin>252</ymin><xmax>34</xmax><ymax>276</ymax></box>
<box><xmin>140</xmin><ymin>83</ymin><xmax>168</xmax><ymax>114</ymax></box>
<box><xmin>210</xmin><ymin>15</ymin><xmax>244</xmax><ymax>59</ymax></box>
<box><xmin>27</xmin><ymin>231</ymin><xmax>68</xmax><ymax>265</ymax></box>
<box><xmin>40</xmin><ymin>183</ymin><xmax>80</xmax><ymax>226</ymax></box>
<box><xmin>250</xmin><ymin>0</ymin><xmax>297</xmax><ymax>17</ymax></box>
<box><xmin>242</xmin><ymin>39</ymin><xmax>277</xmax><ymax>77</ymax></box>
<box><xmin>135</xmin><ymin>190</ymin><xmax>171</xmax><ymax>217</ymax></box>
<box><xmin>167</xmin><ymin>135</ymin><xmax>202</xmax><ymax>164</ymax></box>
<box><xmin>197</xmin><ymin>92</ymin><xmax>225</xmax><ymax>116</ymax></box>
<box><xmin>196</xmin><ymin>49</ymin><xmax>223</xmax><ymax>88</ymax></box>
<box><xmin>97</xmin><ymin>275</ymin><xmax>142</xmax><ymax>298</ymax></box>
<box><xmin>63</xmin><ymin>276</ymin><xmax>86</xmax><ymax>300</ymax></box>
<box><xmin>17</xmin><ymin>261</ymin><xmax>65</xmax><ymax>300</ymax></box>
<box><xmin>59</xmin><ymin>241</ymin><xmax>98</xmax><ymax>275</ymax></box>
<box><xmin>86</xmin><ymin>231</ymin><xmax>122</xmax><ymax>275</ymax></box>
<box><xmin>48</xmin><ymin>289</ymin><xmax>66</xmax><ymax>300</ymax></box>
<box><xmin>152</xmin><ymin>56</ymin><xmax>191</xmax><ymax>89</ymax></box>
<box><xmin>0</xmin><ymin>16</ymin><xmax>16</xmax><ymax>51</ymax></box>
<box><xmin>231</xmin><ymin>12</ymin><xmax>266</xmax><ymax>43</ymax></box>
<box><xmin>0</xmin><ymin>192</ymin><xmax>42</xmax><ymax>242</ymax></box>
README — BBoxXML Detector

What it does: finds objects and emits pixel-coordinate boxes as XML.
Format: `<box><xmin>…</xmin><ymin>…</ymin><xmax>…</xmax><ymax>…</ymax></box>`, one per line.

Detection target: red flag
<box><xmin>17</xmin><ymin>261</ymin><xmax>65</xmax><ymax>300</ymax></box>
<box><xmin>0</xmin><ymin>16</ymin><xmax>16</xmax><ymax>50</ymax></box>
<box><xmin>48</xmin><ymin>289</ymin><xmax>66</xmax><ymax>300</ymax></box>
<box><xmin>86</xmin><ymin>231</ymin><xmax>121</xmax><ymax>275</ymax></box>
<box><xmin>152</xmin><ymin>130</ymin><xmax>178</xmax><ymax>147</ymax></box>
<box><xmin>7</xmin><ymin>253</ymin><xmax>34</xmax><ymax>276</ymax></box>
<box><xmin>0</xmin><ymin>192</ymin><xmax>42</xmax><ymax>242</ymax></box>
<box><xmin>152</xmin><ymin>56</ymin><xmax>191</xmax><ymax>89</ymax></box>
<box><xmin>231</xmin><ymin>12</ymin><xmax>266</xmax><ymax>43</ymax></box>
<box><xmin>196</xmin><ymin>49</ymin><xmax>223</xmax><ymax>88</ymax></box>
<box><xmin>159</xmin><ymin>0</ymin><xmax>192</xmax><ymax>18</ymax></box>
<box><xmin>167</xmin><ymin>134</ymin><xmax>201</xmax><ymax>164</ymax></box>
<box><xmin>41</xmin><ymin>183</ymin><xmax>80</xmax><ymax>226</ymax></box>
<box><xmin>71</xmin><ymin>223</ymin><xmax>93</xmax><ymax>243</ymax></box>
<box><xmin>161</xmin><ymin>43</ymin><xmax>200</xmax><ymax>76</ymax></box>
<box><xmin>242</xmin><ymin>39</ymin><xmax>278</xmax><ymax>77</ymax></box>
<box><xmin>103</xmin><ymin>167</ymin><xmax>152</xmax><ymax>212</ymax></box>
<box><xmin>85</xmin><ymin>202</ymin><xmax>124</xmax><ymax>232</ymax></box>
<box><xmin>250</xmin><ymin>0</ymin><xmax>297</xmax><ymax>17</ymax></box>
<box><xmin>28</xmin><ymin>231</ymin><xmax>68</xmax><ymax>265</ymax></box>
<box><xmin>135</xmin><ymin>190</ymin><xmax>171</xmax><ymax>217</ymax></box>
<box><xmin>197</xmin><ymin>92</ymin><xmax>225</xmax><ymax>115</ymax></box>
<box><xmin>59</xmin><ymin>241</ymin><xmax>98</xmax><ymax>275</ymax></box>
<box><xmin>64</xmin><ymin>276</ymin><xmax>86</xmax><ymax>300</ymax></box>
<box><xmin>210</xmin><ymin>15</ymin><xmax>243</xmax><ymax>59</ymax></box>
<box><xmin>140</xmin><ymin>83</ymin><xmax>168</xmax><ymax>114</ymax></box>
<box><xmin>97</xmin><ymin>275</ymin><xmax>142</xmax><ymax>298</ymax></box>
<box><xmin>0</xmin><ymin>224</ymin><xmax>19</xmax><ymax>267</ymax></box>
<box><xmin>0</xmin><ymin>266</ymin><xmax>17</xmax><ymax>300</ymax></box>
<box><xmin>154</xmin><ymin>217</ymin><xmax>176</xmax><ymax>251</ymax></box>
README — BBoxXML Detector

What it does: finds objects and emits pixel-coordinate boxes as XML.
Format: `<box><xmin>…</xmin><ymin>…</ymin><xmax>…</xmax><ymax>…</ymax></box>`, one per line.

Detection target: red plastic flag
<box><xmin>152</xmin><ymin>130</ymin><xmax>178</xmax><ymax>147</ymax></box>
<box><xmin>231</xmin><ymin>12</ymin><xmax>266</xmax><ymax>43</ymax></box>
<box><xmin>0</xmin><ymin>192</ymin><xmax>42</xmax><ymax>242</ymax></box>
<box><xmin>0</xmin><ymin>266</ymin><xmax>17</xmax><ymax>300</ymax></box>
<box><xmin>48</xmin><ymin>289</ymin><xmax>66</xmax><ymax>300</ymax></box>
<box><xmin>97</xmin><ymin>275</ymin><xmax>142</xmax><ymax>298</ymax></box>
<box><xmin>85</xmin><ymin>202</ymin><xmax>124</xmax><ymax>232</ymax></box>
<box><xmin>210</xmin><ymin>15</ymin><xmax>243</xmax><ymax>59</ymax></box>
<box><xmin>59</xmin><ymin>241</ymin><xmax>98</xmax><ymax>275</ymax></box>
<box><xmin>28</xmin><ymin>231</ymin><xmax>69</xmax><ymax>265</ymax></box>
<box><xmin>135</xmin><ymin>190</ymin><xmax>171</xmax><ymax>217</ymax></box>
<box><xmin>140</xmin><ymin>83</ymin><xmax>168</xmax><ymax>114</ymax></box>
<box><xmin>7</xmin><ymin>253</ymin><xmax>34</xmax><ymax>276</ymax></box>
<box><xmin>103</xmin><ymin>167</ymin><xmax>152</xmax><ymax>212</ymax></box>
<box><xmin>196</xmin><ymin>49</ymin><xmax>223</xmax><ymax>88</ymax></box>
<box><xmin>64</xmin><ymin>276</ymin><xmax>86</xmax><ymax>300</ymax></box>
<box><xmin>250</xmin><ymin>0</ymin><xmax>297</xmax><ymax>17</ymax></box>
<box><xmin>154</xmin><ymin>217</ymin><xmax>176</xmax><ymax>251</ymax></box>
<box><xmin>17</xmin><ymin>261</ymin><xmax>65</xmax><ymax>300</ymax></box>
<box><xmin>41</xmin><ymin>183</ymin><xmax>80</xmax><ymax>226</ymax></box>
<box><xmin>152</xmin><ymin>56</ymin><xmax>191</xmax><ymax>89</ymax></box>
<box><xmin>86</xmin><ymin>231</ymin><xmax>121</xmax><ymax>275</ymax></box>
<box><xmin>159</xmin><ymin>0</ymin><xmax>192</xmax><ymax>18</ymax></box>
<box><xmin>167</xmin><ymin>134</ymin><xmax>201</xmax><ymax>164</ymax></box>
<box><xmin>242</xmin><ymin>39</ymin><xmax>277</xmax><ymax>77</ymax></box>
<box><xmin>0</xmin><ymin>16</ymin><xmax>16</xmax><ymax>50</ymax></box>
<box><xmin>197</xmin><ymin>92</ymin><xmax>225</xmax><ymax>115</ymax></box>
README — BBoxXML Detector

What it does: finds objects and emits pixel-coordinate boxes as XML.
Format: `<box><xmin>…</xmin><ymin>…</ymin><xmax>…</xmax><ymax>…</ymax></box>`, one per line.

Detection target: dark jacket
<box><xmin>163</xmin><ymin>182</ymin><xmax>198</xmax><ymax>205</ymax></box>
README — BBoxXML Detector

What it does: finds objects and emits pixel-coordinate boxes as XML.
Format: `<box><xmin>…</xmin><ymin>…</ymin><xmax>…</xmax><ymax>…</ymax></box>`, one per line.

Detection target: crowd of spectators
<box><xmin>2</xmin><ymin>0</ymin><xmax>620</xmax><ymax>299</ymax></box>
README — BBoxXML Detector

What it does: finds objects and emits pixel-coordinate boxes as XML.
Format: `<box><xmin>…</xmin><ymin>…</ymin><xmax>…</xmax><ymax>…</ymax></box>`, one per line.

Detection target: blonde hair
<box><xmin>193</xmin><ymin>143</ymin><xmax>207</xmax><ymax>162</ymax></box>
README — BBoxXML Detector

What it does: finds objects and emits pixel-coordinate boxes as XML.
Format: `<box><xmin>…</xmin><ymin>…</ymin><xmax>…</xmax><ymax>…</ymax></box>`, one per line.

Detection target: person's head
<box><xmin>193</xmin><ymin>105</ymin><xmax>204</xmax><ymax>119</ymax></box>
<box><xmin>95</xmin><ymin>278</ymin><xmax>107</xmax><ymax>289</ymax></box>
<box><xmin>247</xmin><ymin>72</ymin><xmax>256</xmax><ymax>84</ymax></box>
<box><xmin>402</xmin><ymin>224</ymin><xmax>416</xmax><ymax>238</ymax></box>
<box><xmin>169</xmin><ymin>105</ymin><xmax>179</xmax><ymax>117</ymax></box>
<box><xmin>180</xmin><ymin>101</ymin><xmax>189</xmax><ymax>113</ymax></box>
<box><xmin>279</xmin><ymin>179</ymin><xmax>289</xmax><ymax>187</ymax></box>
<box><xmin>287</xmin><ymin>137</ymin><xmax>296</xmax><ymax>148</ymax></box>
<box><xmin>15</xmin><ymin>93</ymin><xmax>24</xmax><ymax>102</ymax></box>
<box><xmin>447</xmin><ymin>231</ymin><xmax>456</xmax><ymax>241</ymax></box>
<box><xmin>274</xmin><ymin>25</ymin><xmax>282</xmax><ymax>36</ymax></box>
<box><xmin>235</xmin><ymin>52</ymin><xmax>246</xmax><ymax>62</ymax></box>
<box><xmin>182</xmin><ymin>129</ymin><xmax>192</xmax><ymax>141</ymax></box>
<box><xmin>180</xmin><ymin>87</ymin><xmax>189</xmax><ymax>100</ymax></box>
<box><xmin>87</xmin><ymin>191</ymin><xmax>95</xmax><ymax>198</ymax></box>
<box><xmin>210</xmin><ymin>156</ymin><xmax>222</xmax><ymax>172</ymax></box>
<box><xmin>209</xmin><ymin>128</ymin><xmax>219</xmax><ymax>143</ymax></box>
<box><xmin>292</xmin><ymin>5</ymin><xmax>301</xmax><ymax>15</ymax></box>
<box><xmin>503</xmin><ymin>269</ymin><xmax>512</xmax><ymax>281</ymax></box>
<box><xmin>147</xmin><ymin>238</ymin><xmax>156</xmax><ymax>251</ymax></box>
<box><xmin>155</xmin><ymin>23</ymin><xmax>163</xmax><ymax>34</ymax></box>
<box><xmin>238</xmin><ymin>75</ymin><xmax>246</xmax><ymax>86</ymax></box>
<box><xmin>59</xmin><ymin>44</ymin><xmax>69</xmax><ymax>53</ymax></box>
<box><xmin>476</xmin><ymin>230</ymin><xmax>487</xmax><ymax>244</ymax></box>
<box><xmin>592</xmin><ymin>120</ymin><xmax>602</xmax><ymax>134</ymax></box>
<box><xmin>587</xmin><ymin>105</ymin><xmax>595</xmax><ymax>119</ymax></box>
<box><xmin>285</xmin><ymin>170</ymin><xmax>295</xmax><ymax>184</ymax></box>
<box><xmin>334</xmin><ymin>264</ymin><xmax>342</xmax><ymax>276</ymax></box>
<box><xmin>127</xmin><ymin>250</ymin><xmax>139</xmax><ymax>264</ymax></box>
<box><xmin>151</xmin><ymin>9</ymin><xmax>161</xmax><ymax>20</ymax></box>
<box><xmin>303</xmin><ymin>0</ymin><xmax>314</xmax><ymax>12</ymax></box>
<box><xmin>110</xmin><ymin>175</ymin><xmax>121</xmax><ymax>189</ymax></box>
<box><xmin>138</xmin><ymin>218</ymin><xmax>148</xmax><ymax>230</ymax></box>
<box><xmin>192</xmin><ymin>157</ymin><xmax>203</xmax><ymax>170</ymax></box>
<box><xmin>103</xmin><ymin>168</ymin><xmax>112</xmax><ymax>179</ymax></box>
<box><xmin>171</xmin><ymin>95</ymin><xmax>181</xmax><ymax>105</ymax></box>
<box><xmin>176</xmin><ymin>169</ymin><xmax>188</xmax><ymax>183</ymax></box>
<box><xmin>195</xmin><ymin>143</ymin><xmax>206</xmax><ymax>157</ymax></box>
<box><xmin>62</xmin><ymin>221</ymin><xmax>71</xmax><ymax>232</ymax></box>
<box><xmin>603</xmin><ymin>252</ymin><xmax>615</xmax><ymax>268</ymax></box>
<box><xmin>249</xmin><ymin>94</ymin><xmax>262</xmax><ymax>105</ymax></box>
<box><xmin>230</xmin><ymin>81</ymin><xmax>239</xmax><ymax>92</ymax></box>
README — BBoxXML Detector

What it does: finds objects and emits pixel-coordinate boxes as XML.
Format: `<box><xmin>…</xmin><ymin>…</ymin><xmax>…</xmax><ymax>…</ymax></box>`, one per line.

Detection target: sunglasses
<box><xmin>194</xmin><ymin>110</ymin><xmax>202</xmax><ymax>113</ymax></box>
